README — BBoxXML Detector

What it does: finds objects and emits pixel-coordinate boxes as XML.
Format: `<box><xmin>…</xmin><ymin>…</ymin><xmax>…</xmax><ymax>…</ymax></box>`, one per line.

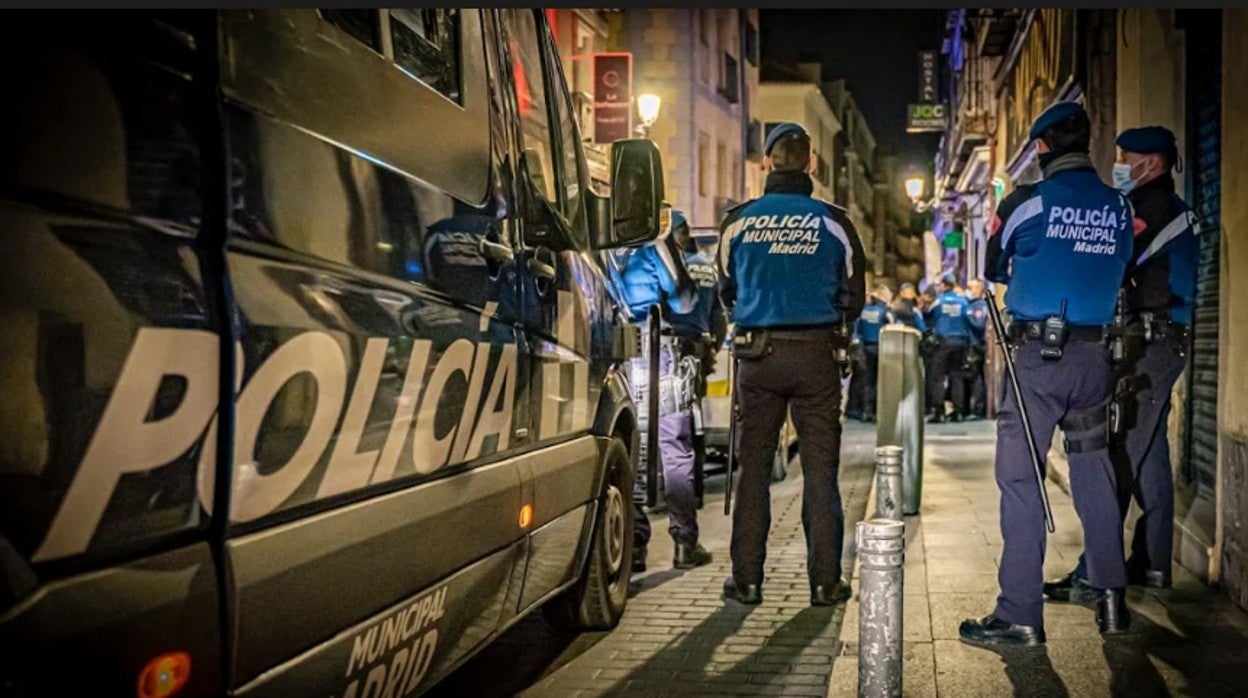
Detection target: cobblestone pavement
<box><xmin>430</xmin><ymin>422</ymin><xmax>879</xmax><ymax>697</ymax></box>
<box><xmin>830</xmin><ymin>420</ymin><xmax>1248</xmax><ymax>697</ymax></box>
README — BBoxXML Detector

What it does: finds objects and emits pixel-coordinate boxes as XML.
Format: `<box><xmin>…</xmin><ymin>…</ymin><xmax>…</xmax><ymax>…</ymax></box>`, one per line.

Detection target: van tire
<box><xmin>543</xmin><ymin>437</ymin><xmax>633</xmax><ymax>631</ymax></box>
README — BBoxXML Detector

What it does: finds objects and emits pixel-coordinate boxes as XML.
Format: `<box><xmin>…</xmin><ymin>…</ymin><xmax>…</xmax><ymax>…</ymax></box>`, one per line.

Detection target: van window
<box><xmin>390</xmin><ymin>9</ymin><xmax>461</xmax><ymax>103</ymax></box>
<box><xmin>320</xmin><ymin>9</ymin><xmax>381</xmax><ymax>52</ymax></box>
<box><xmin>549</xmin><ymin>58</ymin><xmax>585</xmax><ymax>235</ymax></box>
<box><xmin>502</xmin><ymin>9</ymin><xmax>558</xmax><ymax>205</ymax></box>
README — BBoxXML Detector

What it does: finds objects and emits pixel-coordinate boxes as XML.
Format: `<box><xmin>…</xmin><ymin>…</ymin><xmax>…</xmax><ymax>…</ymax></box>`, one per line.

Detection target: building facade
<box><xmin>605</xmin><ymin>9</ymin><xmax>760</xmax><ymax>235</ymax></box>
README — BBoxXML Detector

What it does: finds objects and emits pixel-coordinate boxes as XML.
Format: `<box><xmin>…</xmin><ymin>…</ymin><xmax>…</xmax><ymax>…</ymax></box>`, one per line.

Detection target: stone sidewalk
<box><xmin>829</xmin><ymin>420</ymin><xmax>1248</xmax><ymax>697</ymax></box>
<box><xmin>431</xmin><ymin>423</ymin><xmax>880</xmax><ymax>697</ymax></box>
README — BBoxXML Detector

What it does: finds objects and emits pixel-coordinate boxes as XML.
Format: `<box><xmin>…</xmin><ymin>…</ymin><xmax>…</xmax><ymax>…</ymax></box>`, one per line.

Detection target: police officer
<box><xmin>608</xmin><ymin>220</ymin><xmax>713</xmax><ymax>573</ymax></box>
<box><xmin>668</xmin><ymin>213</ymin><xmax>729</xmax><ymax>512</ymax></box>
<box><xmin>964</xmin><ymin>279</ymin><xmax>990</xmax><ymax>419</ymax></box>
<box><xmin>959</xmin><ymin>102</ymin><xmax>1135</xmax><ymax>649</ymax></box>
<box><xmin>1044</xmin><ymin>125</ymin><xmax>1198</xmax><ymax>602</ymax></box>
<box><xmin>847</xmin><ymin>284</ymin><xmax>895</xmax><ymax>422</ymax></box>
<box><xmin>891</xmin><ymin>282</ymin><xmax>927</xmax><ymax>333</ymax></box>
<box><xmin>716</xmin><ymin>122</ymin><xmax>866</xmax><ymax>606</ymax></box>
<box><xmin>926</xmin><ymin>274</ymin><xmax>973</xmax><ymax>423</ymax></box>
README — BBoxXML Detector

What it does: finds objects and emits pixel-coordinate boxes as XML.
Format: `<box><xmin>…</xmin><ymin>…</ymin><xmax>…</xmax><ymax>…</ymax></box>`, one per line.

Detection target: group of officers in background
<box><xmin>608</xmin><ymin>103</ymin><xmax>1199</xmax><ymax>635</ymax></box>
<box><xmin>845</xmin><ymin>274</ymin><xmax>991</xmax><ymax>424</ymax></box>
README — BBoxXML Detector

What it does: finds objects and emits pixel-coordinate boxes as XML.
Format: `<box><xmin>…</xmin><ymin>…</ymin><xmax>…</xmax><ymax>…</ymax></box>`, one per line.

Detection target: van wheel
<box><xmin>543</xmin><ymin>437</ymin><xmax>634</xmax><ymax>631</ymax></box>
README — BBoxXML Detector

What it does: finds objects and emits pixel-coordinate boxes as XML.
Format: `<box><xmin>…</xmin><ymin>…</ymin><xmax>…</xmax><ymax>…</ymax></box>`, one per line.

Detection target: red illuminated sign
<box><xmin>593</xmin><ymin>52</ymin><xmax>632</xmax><ymax>144</ymax></box>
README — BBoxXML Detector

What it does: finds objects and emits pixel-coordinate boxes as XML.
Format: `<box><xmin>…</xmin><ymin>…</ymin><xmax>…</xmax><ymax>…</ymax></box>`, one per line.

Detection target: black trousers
<box><xmin>847</xmin><ymin>344</ymin><xmax>879</xmax><ymax>417</ymax></box>
<box><xmin>731</xmin><ymin>335</ymin><xmax>844</xmax><ymax>588</ymax></box>
<box><xmin>927</xmin><ymin>339</ymin><xmax>968</xmax><ymax>416</ymax></box>
<box><xmin>995</xmin><ymin>340</ymin><xmax>1123</xmax><ymax>627</ymax></box>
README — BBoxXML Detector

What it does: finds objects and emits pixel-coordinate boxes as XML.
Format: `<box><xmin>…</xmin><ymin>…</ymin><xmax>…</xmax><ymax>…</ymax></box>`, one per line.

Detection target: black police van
<box><xmin>0</xmin><ymin>10</ymin><xmax>666</xmax><ymax>697</ymax></box>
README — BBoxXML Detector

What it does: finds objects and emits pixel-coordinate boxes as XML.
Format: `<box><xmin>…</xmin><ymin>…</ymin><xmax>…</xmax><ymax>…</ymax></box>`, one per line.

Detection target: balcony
<box><xmin>975</xmin><ymin>9</ymin><xmax>1023</xmax><ymax>57</ymax></box>
<box><xmin>935</xmin><ymin>52</ymin><xmax>993</xmax><ymax>196</ymax></box>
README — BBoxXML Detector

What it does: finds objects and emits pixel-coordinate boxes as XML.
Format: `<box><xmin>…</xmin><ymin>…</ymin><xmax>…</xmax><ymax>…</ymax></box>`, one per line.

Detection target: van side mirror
<box><xmin>589</xmin><ymin>139</ymin><xmax>665</xmax><ymax>250</ymax></box>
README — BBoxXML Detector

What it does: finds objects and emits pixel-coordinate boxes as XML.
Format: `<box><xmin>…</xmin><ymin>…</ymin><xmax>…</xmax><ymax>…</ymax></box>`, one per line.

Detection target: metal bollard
<box><xmin>857</xmin><ymin>518</ymin><xmax>904</xmax><ymax>698</ymax></box>
<box><xmin>874</xmin><ymin>446</ymin><xmax>904</xmax><ymax>520</ymax></box>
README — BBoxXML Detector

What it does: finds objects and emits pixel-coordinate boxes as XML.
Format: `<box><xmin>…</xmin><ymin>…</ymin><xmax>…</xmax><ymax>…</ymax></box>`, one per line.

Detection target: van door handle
<box><xmin>479</xmin><ymin>239</ymin><xmax>514</xmax><ymax>263</ymax></box>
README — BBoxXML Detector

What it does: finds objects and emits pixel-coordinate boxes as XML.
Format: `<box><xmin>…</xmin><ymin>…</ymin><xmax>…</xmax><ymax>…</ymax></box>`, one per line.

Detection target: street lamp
<box><xmin>636</xmin><ymin>93</ymin><xmax>661</xmax><ymax>137</ymax></box>
<box><xmin>904</xmin><ymin>176</ymin><xmax>925</xmax><ymax>203</ymax></box>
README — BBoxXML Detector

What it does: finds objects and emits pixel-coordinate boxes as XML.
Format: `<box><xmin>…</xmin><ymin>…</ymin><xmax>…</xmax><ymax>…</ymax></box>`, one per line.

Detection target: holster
<box><xmin>732</xmin><ymin>329</ymin><xmax>772</xmax><ymax>361</ymax></box>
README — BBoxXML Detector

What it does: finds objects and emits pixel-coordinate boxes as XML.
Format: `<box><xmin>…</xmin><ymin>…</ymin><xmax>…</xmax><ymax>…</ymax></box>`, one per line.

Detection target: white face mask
<box><xmin>1112</xmin><ymin>162</ymin><xmax>1138</xmax><ymax>193</ymax></box>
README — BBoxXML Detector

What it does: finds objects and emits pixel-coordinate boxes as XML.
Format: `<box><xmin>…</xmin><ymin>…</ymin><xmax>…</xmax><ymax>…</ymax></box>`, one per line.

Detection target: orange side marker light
<box><xmin>137</xmin><ymin>651</ymin><xmax>191</xmax><ymax>698</ymax></box>
<box><xmin>519</xmin><ymin>504</ymin><xmax>534</xmax><ymax>529</ymax></box>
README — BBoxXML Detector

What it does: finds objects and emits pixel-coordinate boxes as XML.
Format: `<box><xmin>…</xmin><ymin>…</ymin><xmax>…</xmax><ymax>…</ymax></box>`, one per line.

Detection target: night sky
<box><xmin>760</xmin><ymin>9</ymin><xmax>949</xmax><ymax>175</ymax></box>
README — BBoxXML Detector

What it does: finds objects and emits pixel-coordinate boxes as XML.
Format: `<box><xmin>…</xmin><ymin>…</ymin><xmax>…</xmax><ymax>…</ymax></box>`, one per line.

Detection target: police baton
<box><xmin>724</xmin><ymin>334</ymin><xmax>738</xmax><ymax>516</ymax></box>
<box><xmin>646</xmin><ymin>305</ymin><xmax>662</xmax><ymax>508</ymax></box>
<box><xmin>984</xmin><ymin>289</ymin><xmax>1056</xmax><ymax>533</ymax></box>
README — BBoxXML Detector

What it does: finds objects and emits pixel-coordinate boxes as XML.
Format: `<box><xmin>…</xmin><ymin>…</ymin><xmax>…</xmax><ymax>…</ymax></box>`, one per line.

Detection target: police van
<box><xmin>0</xmin><ymin>10</ymin><xmax>665</xmax><ymax>697</ymax></box>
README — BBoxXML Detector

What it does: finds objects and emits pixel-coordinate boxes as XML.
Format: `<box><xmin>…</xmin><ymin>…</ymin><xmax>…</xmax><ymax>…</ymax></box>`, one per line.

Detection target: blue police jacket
<box><xmin>891</xmin><ymin>300</ymin><xmax>927</xmax><ymax>333</ymax></box>
<box><xmin>609</xmin><ymin>235</ymin><xmax>695</xmax><ymax>322</ymax></box>
<box><xmin>670</xmin><ymin>250</ymin><xmax>721</xmax><ymax>337</ymax></box>
<box><xmin>985</xmin><ymin>160</ymin><xmax>1134</xmax><ymax>325</ymax></box>
<box><xmin>1124</xmin><ymin>174</ymin><xmax>1199</xmax><ymax>325</ymax></box>
<box><xmin>717</xmin><ymin>170</ymin><xmax>866</xmax><ymax>328</ymax></box>
<box><xmin>931</xmin><ymin>291</ymin><xmax>972</xmax><ymax>340</ymax></box>
<box><xmin>967</xmin><ymin>297</ymin><xmax>989</xmax><ymax>344</ymax></box>
<box><xmin>853</xmin><ymin>299</ymin><xmax>894</xmax><ymax>345</ymax></box>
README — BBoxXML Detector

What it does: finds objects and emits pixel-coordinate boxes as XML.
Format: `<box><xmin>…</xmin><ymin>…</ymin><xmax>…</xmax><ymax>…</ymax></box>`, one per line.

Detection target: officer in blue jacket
<box><xmin>717</xmin><ymin>122</ymin><xmax>866</xmax><ymax>606</ymax></box>
<box><xmin>607</xmin><ymin>219</ymin><xmax>713</xmax><ymax>573</ymax></box>
<box><xmin>891</xmin><ymin>282</ymin><xmax>927</xmax><ymax>333</ymax></box>
<box><xmin>927</xmin><ymin>273</ymin><xmax>973</xmax><ymax>423</ymax></box>
<box><xmin>847</xmin><ymin>285</ymin><xmax>895</xmax><ymax>422</ymax></box>
<box><xmin>669</xmin><ymin>215</ymin><xmax>728</xmax><ymax>508</ymax></box>
<box><xmin>964</xmin><ymin>279</ymin><xmax>990</xmax><ymax>418</ymax></box>
<box><xmin>960</xmin><ymin>102</ymin><xmax>1135</xmax><ymax>648</ymax></box>
<box><xmin>1044</xmin><ymin>125</ymin><xmax>1198</xmax><ymax>602</ymax></box>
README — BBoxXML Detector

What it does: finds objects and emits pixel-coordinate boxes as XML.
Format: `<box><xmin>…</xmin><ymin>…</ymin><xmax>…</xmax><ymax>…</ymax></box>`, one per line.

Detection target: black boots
<box><xmin>722</xmin><ymin>577</ymin><xmax>762</xmax><ymax>605</ymax></box>
<box><xmin>810</xmin><ymin>579</ymin><xmax>853</xmax><ymax>606</ymax></box>
<box><xmin>1042</xmin><ymin>570</ymin><xmax>1098</xmax><ymax>604</ymax></box>
<box><xmin>958</xmin><ymin>614</ymin><xmax>1046</xmax><ymax>648</ymax></box>
<box><xmin>632</xmin><ymin>545</ymin><xmax>647</xmax><ymax>574</ymax></box>
<box><xmin>1125</xmin><ymin>559</ymin><xmax>1172</xmax><ymax>589</ymax></box>
<box><xmin>673</xmin><ymin>541</ymin><xmax>712</xmax><ymax>569</ymax></box>
<box><xmin>1096</xmin><ymin>588</ymin><xmax>1131</xmax><ymax>635</ymax></box>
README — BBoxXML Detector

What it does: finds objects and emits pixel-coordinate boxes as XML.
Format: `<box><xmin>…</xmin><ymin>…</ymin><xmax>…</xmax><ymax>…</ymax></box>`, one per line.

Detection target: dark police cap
<box><xmin>1028</xmin><ymin>101</ymin><xmax>1086</xmax><ymax>142</ymax></box>
<box><xmin>764</xmin><ymin>122</ymin><xmax>810</xmax><ymax>155</ymax></box>
<box><xmin>1116</xmin><ymin>126</ymin><xmax>1177</xmax><ymax>155</ymax></box>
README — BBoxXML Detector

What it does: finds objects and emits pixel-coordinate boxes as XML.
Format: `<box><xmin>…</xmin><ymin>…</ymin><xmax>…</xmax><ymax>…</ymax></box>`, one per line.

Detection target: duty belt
<box><xmin>1006</xmin><ymin>321</ymin><xmax>1110</xmax><ymax>344</ymax></box>
<box><xmin>746</xmin><ymin>326</ymin><xmax>847</xmax><ymax>342</ymax></box>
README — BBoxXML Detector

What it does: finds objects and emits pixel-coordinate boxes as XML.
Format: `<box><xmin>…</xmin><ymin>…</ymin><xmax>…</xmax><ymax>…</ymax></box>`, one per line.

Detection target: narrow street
<box><xmin>431</xmin><ymin>423</ymin><xmax>879</xmax><ymax>697</ymax></box>
<box><xmin>831</xmin><ymin>421</ymin><xmax>1248</xmax><ymax>697</ymax></box>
